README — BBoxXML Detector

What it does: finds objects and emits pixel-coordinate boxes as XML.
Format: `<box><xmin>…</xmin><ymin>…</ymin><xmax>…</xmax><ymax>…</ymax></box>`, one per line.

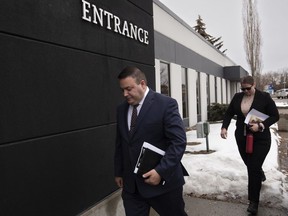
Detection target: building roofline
<box><xmin>153</xmin><ymin>0</ymin><xmax>238</xmax><ymax>65</ymax></box>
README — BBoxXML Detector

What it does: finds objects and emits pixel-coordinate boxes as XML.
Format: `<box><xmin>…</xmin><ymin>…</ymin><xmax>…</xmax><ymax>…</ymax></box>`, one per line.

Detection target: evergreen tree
<box><xmin>194</xmin><ymin>15</ymin><xmax>226</xmax><ymax>54</ymax></box>
<box><xmin>209</xmin><ymin>36</ymin><xmax>221</xmax><ymax>45</ymax></box>
<box><xmin>193</xmin><ymin>15</ymin><xmax>211</xmax><ymax>40</ymax></box>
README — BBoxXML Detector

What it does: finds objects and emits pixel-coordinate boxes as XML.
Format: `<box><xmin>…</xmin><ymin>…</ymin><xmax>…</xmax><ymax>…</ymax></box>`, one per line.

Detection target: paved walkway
<box><xmin>150</xmin><ymin>195</ymin><xmax>288</xmax><ymax>215</ymax></box>
<box><xmin>151</xmin><ymin>104</ymin><xmax>288</xmax><ymax>216</ymax></box>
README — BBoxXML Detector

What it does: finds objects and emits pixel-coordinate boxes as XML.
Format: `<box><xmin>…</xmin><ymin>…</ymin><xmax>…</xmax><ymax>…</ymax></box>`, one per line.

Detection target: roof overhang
<box><xmin>223</xmin><ymin>66</ymin><xmax>249</xmax><ymax>82</ymax></box>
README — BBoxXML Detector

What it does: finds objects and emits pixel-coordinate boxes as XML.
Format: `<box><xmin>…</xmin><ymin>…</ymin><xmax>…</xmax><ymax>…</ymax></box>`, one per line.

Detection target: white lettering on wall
<box><xmin>81</xmin><ymin>0</ymin><xmax>149</xmax><ymax>45</ymax></box>
<box><xmin>82</xmin><ymin>0</ymin><xmax>91</xmax><ymax>22</ymax></box>
<box><xmin>92</xmin><ymin>4</ymin><xmax>103</xmax><ymax>26</ymax></box>
<box><xmin>113</xmin><ymin>15</ymin><xmax>122</xmax><ymax>34</ymax></box>
<box><xmin>130</xmin><ymin>23</ymin><xmax>137</xmax><ymax>40</ymax></box>
<box><xmin>104</xmin><ymin>10</ymin><xmax>113</xmax><ymax>30</ymax></box>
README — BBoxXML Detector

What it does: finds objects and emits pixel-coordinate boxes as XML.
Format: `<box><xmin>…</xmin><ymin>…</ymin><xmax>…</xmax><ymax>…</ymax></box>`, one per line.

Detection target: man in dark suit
<box><xmin>114</xmin><ymin>66</ymin><xmax>188</xmax><ymax>216</ymax></box>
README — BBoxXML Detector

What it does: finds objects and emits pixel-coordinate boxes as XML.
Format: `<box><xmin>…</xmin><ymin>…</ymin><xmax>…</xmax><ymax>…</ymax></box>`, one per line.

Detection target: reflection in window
<box><xmin>196</xmin><ymin>72</ymin><xmax>201</xmax><ymax>122</ymax></box>
<box><xmin>221</xmin><ymin>79</ymin><xmax>223</xmax><ymax>103</ymax></box>
<box><xmin>215</xmin><ymin>76</ymin><xmax>217</xmax><ymax>103</ymax></box>
<box><xmin>160</xmin><ymin>62</ymin><xmax>170</xmax><ymax>96</ymax></box>
<box><xmin>207</xmin><ymin>75</ymin><xmax>210</xmax><ymax>105</ymax></box>
<box><xmin>182</xmin><ymin>67</ymin><xmax>189</xmax><ymax>118</ymax></box>
<box><xmin>226</xmin><ymin>80</ymin><xmax>228</xmax><ymax>103</ymax></box>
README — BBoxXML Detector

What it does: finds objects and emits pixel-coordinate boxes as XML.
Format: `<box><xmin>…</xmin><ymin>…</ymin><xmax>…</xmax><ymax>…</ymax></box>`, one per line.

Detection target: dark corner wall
<box><xmin>0</xmin><ymin>0</ymin><xmax>154</xmax><ymax>215</ymax></box>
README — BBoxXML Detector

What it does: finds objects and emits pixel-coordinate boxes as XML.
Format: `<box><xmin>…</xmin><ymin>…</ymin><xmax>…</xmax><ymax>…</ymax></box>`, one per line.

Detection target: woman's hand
<box><xmin>248</xmin><ymin>123</ymin><xmax>260</xmax><ymax>132</ymax></box>
<box><xmin>220</xmin><ymin>128</ymin><xmax>227</xmax><ymax>139</ymax></box>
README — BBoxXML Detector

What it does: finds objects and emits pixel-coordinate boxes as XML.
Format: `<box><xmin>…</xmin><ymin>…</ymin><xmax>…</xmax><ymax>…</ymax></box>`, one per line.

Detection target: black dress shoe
<box><xmin>261</xmin><ymin>170</ymin><xmax>266</xmax><ymax>182</ymax></box>
<box><xmin>247</xmin><ymin>201</ymin><xmax>258</xmax><ymax>215</ymax></box>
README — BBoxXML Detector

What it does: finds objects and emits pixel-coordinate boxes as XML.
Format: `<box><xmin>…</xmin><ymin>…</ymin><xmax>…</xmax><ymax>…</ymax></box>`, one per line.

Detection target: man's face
<box><xmin>119</xmin><ymin>77</ymin><xmax>146</xmax><ymax>105</ymax></box>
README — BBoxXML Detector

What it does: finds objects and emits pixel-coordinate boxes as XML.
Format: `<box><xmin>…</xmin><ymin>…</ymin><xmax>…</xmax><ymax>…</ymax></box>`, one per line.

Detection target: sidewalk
<box><xmin>150</xmin><ymin>195</ymin><xmax>288</xmax><ymax>215</ymax></box>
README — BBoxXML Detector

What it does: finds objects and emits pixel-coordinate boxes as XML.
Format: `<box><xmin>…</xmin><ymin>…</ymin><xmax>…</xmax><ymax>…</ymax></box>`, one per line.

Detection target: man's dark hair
<box><xmin>241</xmin><ymin>75</ymin><xmax>254</xmax><ymax>85</ymax></box>
<box><xmin>118</xmin><ymin>66</ymin><xmax>147</xmax><ymax>84</ymax></box>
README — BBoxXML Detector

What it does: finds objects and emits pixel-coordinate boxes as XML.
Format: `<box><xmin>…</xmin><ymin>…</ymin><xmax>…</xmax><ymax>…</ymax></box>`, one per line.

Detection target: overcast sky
<box><xmin>158</xmin><ymin>0</ymin><xmax>288</xmax><ymax>74</ymax></box>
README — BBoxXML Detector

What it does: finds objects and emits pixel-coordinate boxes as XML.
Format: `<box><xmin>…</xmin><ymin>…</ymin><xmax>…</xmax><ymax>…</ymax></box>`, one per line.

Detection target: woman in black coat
<box><xmin>220</xmin><ymin>76</ymin><xmax>279</xmax><ymax>215</ymax></box>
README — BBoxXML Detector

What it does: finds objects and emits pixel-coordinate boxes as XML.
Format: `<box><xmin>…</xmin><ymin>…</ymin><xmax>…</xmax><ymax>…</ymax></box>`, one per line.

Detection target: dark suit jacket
<box><xmin>114</xmin><ymin>89</ymin><xmax>187</xmax><ymax>198</ymax></box>
<box><xmin>222</xmin><ymin>89</ymin><xmax>279</xmax><ymax>142</ymax></box>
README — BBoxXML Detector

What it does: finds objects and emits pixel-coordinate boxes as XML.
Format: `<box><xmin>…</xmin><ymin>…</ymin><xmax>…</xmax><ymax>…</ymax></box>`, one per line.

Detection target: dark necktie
<box><xmin>129</xmin><ymin>104</ymin><xmax>139</xmax><ymax>134</ymax></box>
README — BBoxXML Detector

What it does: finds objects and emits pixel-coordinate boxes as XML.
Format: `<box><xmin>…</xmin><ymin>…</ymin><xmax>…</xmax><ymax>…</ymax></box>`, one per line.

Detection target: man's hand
<box><xmin>142</xmin><ymin>169</ymin><xmax>162</xmax><ymax>185</ymax></box>
<box><xmin>115</xmin><ymin>177</ymin><xmax>123</xmax><ymax>188</ymax></box>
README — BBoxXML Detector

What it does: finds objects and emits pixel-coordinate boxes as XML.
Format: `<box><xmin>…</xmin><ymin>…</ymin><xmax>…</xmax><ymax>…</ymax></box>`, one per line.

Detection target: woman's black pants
<box><xmin>236</xmin><ymin>136</ymin><xmax>271</xmax><ymax>202</ymax></box>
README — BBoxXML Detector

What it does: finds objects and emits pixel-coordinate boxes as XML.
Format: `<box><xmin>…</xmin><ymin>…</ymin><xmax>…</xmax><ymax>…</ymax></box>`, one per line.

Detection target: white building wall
<box><xmin>227</xmin><ymin>81</ymin><xmax>240</xmax><ymax>103</ymax></box>
<box><xmin>236</xmin><ymin>83</ymin><xmax>241</xmax><ymax>94</ymax></box>
<box><xmin>222</xmin><ymin>78</ymin><xmax>227</xmax><ymax>104</ymax></box>
<box><xmin>170</xmin><ymin>63</ymin><xmax>183</xmax><ymax>117</ymax></box>
<box><xmin>226</xmin><ymin>80</ymin><xmax>231</xmax><ymax>104</ymax></box>
<box><xmin>216</xmin><ymin>77</ymin><xmax>222</xmax><ymax>103</ymax></box>
<box><xmin>154</xmin><ymin>59</ymin><xmax>161</xmax><ymax>93</ymax></box>
<box><xmin>200</xmin><ymin>72</ymin><xmax>208</xmax><ymax>121</ymax></box>
<box><xmin>187</xmin><ymin>68</ymin><xmax>197</xmax><ymax>126</ymax></box>
<box><xmin>209</xmin><ymin>75</ymin><xmax>216</xmax><ymax>104</ymax></box>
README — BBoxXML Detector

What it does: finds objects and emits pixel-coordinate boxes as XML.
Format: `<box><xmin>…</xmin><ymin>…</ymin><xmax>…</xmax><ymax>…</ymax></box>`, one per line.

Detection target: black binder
<box><xmin>134</xmin><ymin>142</ymin><xmax>165</xmax><ymax>176</ymax></box>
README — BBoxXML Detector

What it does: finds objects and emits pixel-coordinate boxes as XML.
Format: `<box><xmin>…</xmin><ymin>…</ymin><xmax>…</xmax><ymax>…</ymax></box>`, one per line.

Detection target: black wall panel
<box><xmin>0</xmin><ymin>33</ymin><xmax>154</xmax><ymax>144</ymax></box>
<box><xmin>0</xmin><ymin>126</ymin><xmax>116</xmax><ymax>216</ymax></box>
<box><xmin>0</xmin><ymin>0</ymin><xmax>154</xmax><ymax>65</ymax></box>
<box><xmin>0</xmin><ymin>34</ymin><xmax>117</xmax><ymax>144</ymax></box>
<box><xmin>0</xmin><ymin>0</ymin><xmax>154</xmax><ymax>214</ymax></box>
<box><xmin>128</xmin><ymin>0</ymin><xmax>153</xmax><ymax>14</ymax></box>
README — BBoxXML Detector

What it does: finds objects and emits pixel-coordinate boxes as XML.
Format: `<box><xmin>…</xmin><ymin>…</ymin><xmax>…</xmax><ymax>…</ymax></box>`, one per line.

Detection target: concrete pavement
<box><xmin>150</xmin><ymin>195</ymin><xmax>288</xmax><ymax>216</ymax></box>
<box><xmin>80</xmin><ymin>184</ymin><xmax>287</xmax><ymax>216</ymax></box>
<box><xmin>184</xmin><ymin>196</ymin><xmax>287</xmax><ymax>216</ymax></box>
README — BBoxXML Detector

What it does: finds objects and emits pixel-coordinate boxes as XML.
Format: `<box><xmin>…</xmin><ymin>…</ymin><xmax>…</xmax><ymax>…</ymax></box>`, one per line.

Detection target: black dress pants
<box><xmin>236</xmin><ymin>135</ymin><xmax>271</xmax><ymax>202</ymax></box>
<box><xmin>122</xmin><ymin>185</ymin><xmax>187</xmax><ymax>216</ymax></box>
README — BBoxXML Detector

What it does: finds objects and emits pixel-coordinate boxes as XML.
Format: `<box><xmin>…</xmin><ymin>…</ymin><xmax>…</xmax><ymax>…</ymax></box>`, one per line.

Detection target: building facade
<box><xmin>0</xmin><ymin>0</ymin><xmax>154</xmax><ymax>215</ymax></box>
<box><xmin>0</xmin><ymin>0</ymin><xmax>247</xmax><ymax>215</ymax></box>
<box><xmin>154</xmin><ymin>0</ymin><xmax>248</xmax><ymax>127</ymax></box>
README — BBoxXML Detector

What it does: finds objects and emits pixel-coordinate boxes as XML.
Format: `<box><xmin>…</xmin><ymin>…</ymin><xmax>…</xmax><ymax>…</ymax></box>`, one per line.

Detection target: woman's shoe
<box><xmin>247</xmin><ymin>201</ymin><xmax>259</xmax><ymax>215</ymax></box>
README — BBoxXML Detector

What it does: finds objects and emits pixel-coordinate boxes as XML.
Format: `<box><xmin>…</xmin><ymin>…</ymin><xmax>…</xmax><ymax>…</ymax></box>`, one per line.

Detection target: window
<box><xmin>181</xmin><ymin>67</ymin><xmax>189</xmax><ymax>118</ymax></box>
<box><xmin>207</xmin><ymin>75</ymin><xmax>210</xmax><ymax>105</ymax></box>
<box><xmin>226</xmin><ymin>79</ymin><xmax>229</xmax><ymax>103</ymax></box>
<box><xmin>196</xmin><ymin>72</ymin><xmax>201</xmax><ymax>122</ymax></box>
<box><xmin>215</xmin><ymin>76</ymin><xmax>218</xmax><ymax>103</ymax></box>
<box><xmin>221</xmin><ymin>79</ymin><xmax>223</xmax><ymax>103</ymax></box>
<box><xmin>160</xmin><ymin>62</ymin><xmax>170</xmax><ymax>96</ymax></box>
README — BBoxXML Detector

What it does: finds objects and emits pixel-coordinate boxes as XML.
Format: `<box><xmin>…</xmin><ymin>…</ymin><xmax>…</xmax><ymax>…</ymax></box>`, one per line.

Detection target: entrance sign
<box><xmin>82</xmin><ymin>0</ymin><xmax>149</xmax><ymax>45</ymax></box>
